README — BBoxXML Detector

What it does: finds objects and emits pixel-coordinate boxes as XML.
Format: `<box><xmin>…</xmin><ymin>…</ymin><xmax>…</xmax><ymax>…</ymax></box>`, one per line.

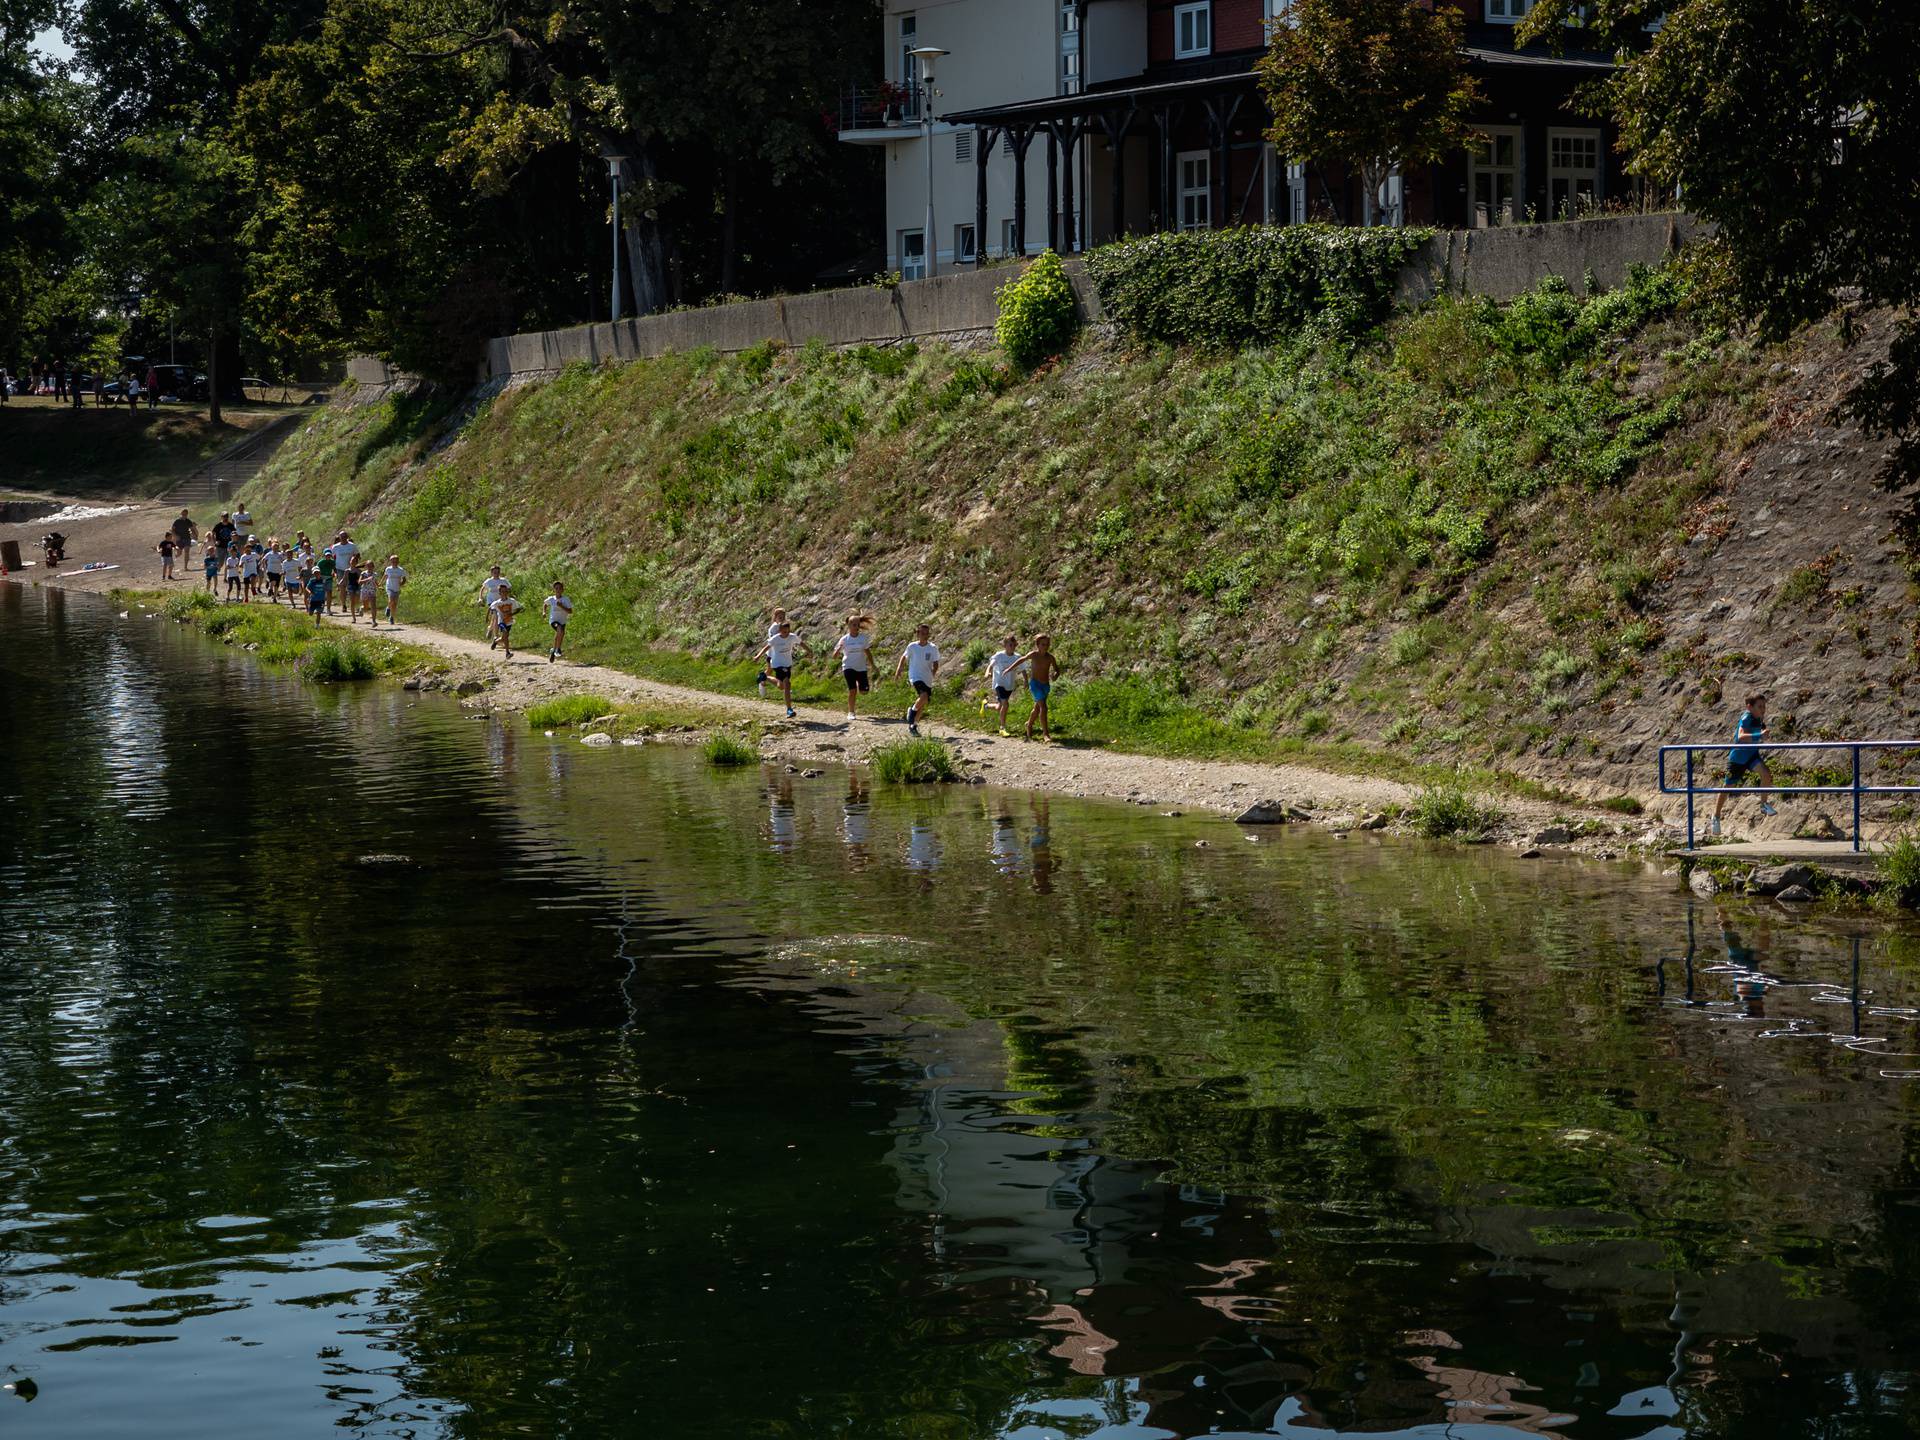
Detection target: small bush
<box><xmin>1600</xmin><ymin>795</ymin><xmax>1645</xmax><ymax>815</ymax></box>
<box><xmin>933</xmin><ymin>358</ymin><xmax>1009</xmax><ymax>411</ymax></box>
<box><xmin>995</xmin><ymin>249</ymin><xmax>1080</xmax><ymax>370</ymax></box>
<box><xmin>164</xmin><ymin>589</ymin><xmax>218</xmax><ymax>621</ymax></box>
<box><xmin>1873</xmin><ymin>834</ymin><xmax>1920</xmax><ymax>911</ymax></box>
<box><xmin>701</xmin><ymin>732</ymin><xmax>760</xmax><ymax>767</ymax></box>
<box><xmin>1412</xmin><ymin>779</ymin><xmax>1503</xmax><ymax>839</ymax></box>
<box><xmin>527</xmin><ymin>695</ymin><xmax>615</xmax><ymax>729</ymax></box>
<box><xmin>871</xmin><ymin>738</ymin><xmax>962</xmax><ymax>784</ymax></box>
<box><xmin>300</xmin><ymin>637</ymin><xmax>377</xmax><ymax>683</ymax></box>
<box><xmin>1387</xmin><ymin>627</ymin><xmax>1432</xmax><ymax>668</ymax></box>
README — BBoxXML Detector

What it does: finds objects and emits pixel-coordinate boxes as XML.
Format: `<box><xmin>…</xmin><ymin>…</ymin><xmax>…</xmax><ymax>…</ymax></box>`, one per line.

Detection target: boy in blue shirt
<box><xmin>1712</xmin><ymin>693</ymin><xmax>1778</xmax><ymax>837</ymax></box>
<box><xmin>305</xmin><ymin>567</ymin><xmax>329</xmax><ymax>627</ymax></box>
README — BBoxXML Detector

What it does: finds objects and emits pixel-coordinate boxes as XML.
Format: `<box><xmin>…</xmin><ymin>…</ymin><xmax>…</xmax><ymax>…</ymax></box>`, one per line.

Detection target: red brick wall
<box><xmin>1149</xmin><ymin>0</ymin><xmax>1270</xmax><ymax>65</ymax></box>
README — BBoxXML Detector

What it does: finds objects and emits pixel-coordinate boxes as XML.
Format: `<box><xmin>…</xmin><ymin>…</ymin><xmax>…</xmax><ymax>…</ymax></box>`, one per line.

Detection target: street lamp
<box><xmin>908</xmin><ymin>46</ymin><xmax>948</xmax><ymax>279</ymax></box>
<box><xmin>605</xmin><ymin>154</ymin><xmax>631</xmax><ymax>321</ymax></box>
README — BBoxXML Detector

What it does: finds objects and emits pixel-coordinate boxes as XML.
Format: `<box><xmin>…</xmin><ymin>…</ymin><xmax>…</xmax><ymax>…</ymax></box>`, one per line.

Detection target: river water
<box><xmin>2</xmin><ymin>584</ymin><xmax>1918</xmax><ymax>1440</ymax></box>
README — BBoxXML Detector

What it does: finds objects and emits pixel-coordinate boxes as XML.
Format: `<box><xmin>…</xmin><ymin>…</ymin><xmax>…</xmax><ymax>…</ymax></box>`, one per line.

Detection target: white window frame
<box><xmin>1547</xmin><ymin>126</ymin><xmax>1602</xmax><ymax>218</ymax></box>
<box><xmin>1173</xmin><ymin>1</ymin><xmax>1211</xmax><ymax>59</ymax></box>
<box><xmin>1469</xmin><ymin>125</ymin><xmax>1522</xmax><ymax>228</ymax></box>
<box><xmin>1263</xmin><ymin>0</ymin><xmax>1295</xmax><ymax>28</ymax></box>
<box><xmin>1484</xmin><ymin>0</ymin><xmax>1534</xmax><ymax>21</ymax></box>
<box><xmin>899</xmin><ymin>228</ymin><xmax>926</xmax><ymax>281</ymax></box>
<box><xmin>1177</xmin><ymin>149</ymin><xmax>1210</xmax><ymax>231</ymax></box>
<box><xmin>954</xmin><ymin>222</ymin><xmax>977</xmax><ymax>265</ymax></box>
<box><xmin>1001</xmin><ymin>218</ymin><xmax>1020</xmax><ymax>256</ymax></box>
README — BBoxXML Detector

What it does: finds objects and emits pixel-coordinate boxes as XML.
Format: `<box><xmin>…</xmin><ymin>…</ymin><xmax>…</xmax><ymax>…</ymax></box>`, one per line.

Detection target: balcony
<box><xmin>834</xmin><ymin>81</ymin><xmax>925</xmax><ymax>143</ymax></box>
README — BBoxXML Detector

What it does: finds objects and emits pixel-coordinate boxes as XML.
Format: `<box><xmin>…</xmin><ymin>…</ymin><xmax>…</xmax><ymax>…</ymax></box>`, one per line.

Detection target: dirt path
<box><xmin>3</xmin><ymin>496</ymin><xmax>1659</xmax><ymax>840</ymax></box>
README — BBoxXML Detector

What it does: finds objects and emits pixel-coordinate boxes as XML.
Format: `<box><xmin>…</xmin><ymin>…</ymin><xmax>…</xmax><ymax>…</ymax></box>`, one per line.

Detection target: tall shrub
<box><xmin>995</xmin><ymin>250</ymin><xmax>1080</xmax><ymax>370</ymax></box>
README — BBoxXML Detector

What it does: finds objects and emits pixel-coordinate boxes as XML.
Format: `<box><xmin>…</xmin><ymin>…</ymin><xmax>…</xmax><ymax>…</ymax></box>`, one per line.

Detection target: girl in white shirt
<box><xmin>544</xmin><ymin>581</ymin><xmax>574</xmax><ymax>663</ymax></box>
<box><xmin>831</xmin><ymin>614</ymin><xmax>876</xmax><ymax>720</ymax></box>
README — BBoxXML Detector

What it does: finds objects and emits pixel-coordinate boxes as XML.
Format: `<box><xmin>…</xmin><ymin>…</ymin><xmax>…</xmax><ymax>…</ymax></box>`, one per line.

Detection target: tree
<box><xmin>1520</xmin><ymin>0</ymin><xmax>1920</xmax><ymax>484</ymax></box>
<box><xmin>1258</xmin><ymin>0</ymin><xmax>1481</xmax><ymax>226</ymax></box>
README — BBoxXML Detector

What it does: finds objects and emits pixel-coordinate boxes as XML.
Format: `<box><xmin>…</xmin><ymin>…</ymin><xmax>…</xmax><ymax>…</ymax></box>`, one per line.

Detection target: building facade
<box><xmin>845</xmin><ymin>0</ymin><xmax>1635</xmax><ymax>270</ymax></box>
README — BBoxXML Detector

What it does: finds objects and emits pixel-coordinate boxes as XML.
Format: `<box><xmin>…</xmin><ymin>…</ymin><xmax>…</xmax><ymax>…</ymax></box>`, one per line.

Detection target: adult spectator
<box><xmin>170</xmin><ymin>509</ymin><xmax>197</xmax><ymax>554</ymax></box>
<box><xmin>211</xmin><ymin>512</ymin><xmax>236</xmax><ymax>554</ymax></box>
<box><xmin>232</xmin><ymin>499</ymin><xmax>253</xmax><ymax>534</ymax></box>
<box><xmin>53</xmin><ymin>361</ymin><xmax>65</xmax><ymax>402</ymax></box>
<box><xmin>146</xmin><ymin>365</ymin><xmax>160</xmax><ymax>410</ymax></box>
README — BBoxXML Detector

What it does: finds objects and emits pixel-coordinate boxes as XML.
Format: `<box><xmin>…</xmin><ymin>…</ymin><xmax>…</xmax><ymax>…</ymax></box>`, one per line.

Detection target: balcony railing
<box><xmin>836</xmin><ymin>82</ymin><xmax>925</xmax><ymax>133</ymax></box>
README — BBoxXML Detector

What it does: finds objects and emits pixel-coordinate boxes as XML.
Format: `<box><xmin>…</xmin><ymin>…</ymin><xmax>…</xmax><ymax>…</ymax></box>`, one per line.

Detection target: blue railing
<box><xmin>1657</xmin><ymin>740</ymin><xmax>1920</xmax><ymax>851</ymax></box>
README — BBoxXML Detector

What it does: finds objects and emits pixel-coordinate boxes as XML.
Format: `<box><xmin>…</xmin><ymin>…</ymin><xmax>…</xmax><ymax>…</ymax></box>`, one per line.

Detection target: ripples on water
<box><xmin>2</xmin><ymin>585</ymin><xmax>1919</xmax><ymax>1439</ymax></box>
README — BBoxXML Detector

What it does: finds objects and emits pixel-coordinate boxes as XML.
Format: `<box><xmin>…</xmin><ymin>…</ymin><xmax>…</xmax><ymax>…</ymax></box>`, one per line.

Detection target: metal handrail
<box><xmin>1657</xmin><ymin>739</ymin><xmax>1920</xmax><ymax>852</ymax></box>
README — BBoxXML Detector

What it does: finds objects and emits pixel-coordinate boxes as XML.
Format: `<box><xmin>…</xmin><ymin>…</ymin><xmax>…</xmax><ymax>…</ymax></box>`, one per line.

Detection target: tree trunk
<box><xmin>718</xmin><ymin>158</ymin><xmax>739</xmax><ymax>296</ymax></box>
<box><xmin>617</xmin><ymin>144</ymin><xmax>673</xmax><ymax>317</ymax></box>
<box><xmin>208</xmin><ymin>319</ymin><xmax>222</xmax><ymax>426</ymax></box>
<box><xmin>1361</xmin><ymin>162</ymin><xmax>1379</xmax><ymax>227</ymax></box>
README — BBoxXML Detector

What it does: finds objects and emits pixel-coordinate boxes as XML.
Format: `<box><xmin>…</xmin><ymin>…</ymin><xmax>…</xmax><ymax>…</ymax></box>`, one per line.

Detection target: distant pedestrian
<box><xmin>146</xmin><ymin>366</ymin><xmax>160</xmax><ymax>410</ymax></box>
<box><xmin>893</xmin><ymin>624</ymin><xmax>941</xmax><ymax>736</ymax></box>
<box><xmin>831</xmin><ymin>614</ymin><xmax>875</xmax><ymax>720</ymax></box>
<box><xmin>202</xmin><ymin>539</ymin><xmax>220</xmax><ymax>593</ymax></box>
<box><xmin>156</xmin><ymin>533</ymin><xmax>176</xmax><ymax>581</ymax></box>
<box><xmin>232</xmin><ymin>500</ymin><xmax>253</xmax><ymax>534</ymax></box>
<box><xmin>382</xmin><ymin>554</ymin><xmax>407</xmax><ymax>627</ymax></box>
<box><xmin>170</xmin><ymin>509</ymin><xmax>196</xmax><ymax>554</ymax></box>
<box><xmin>753</xmin><ymin>621</ymin><xmax>809</xmax><ymax>718</ymax></box>
<box><xmin>1711</xmin><ymin>693</ymin><xmax>1779</xmax><ymax>837</ymax></box>
<box><xmin>544</xmin><ymin>580</ymin><xmax>572</xmax><ymax>662</ymax></box>
<box><xmin>489</xmin><ymin>583</ymin><xmax>524</xmax><ymax>659</ymax></box>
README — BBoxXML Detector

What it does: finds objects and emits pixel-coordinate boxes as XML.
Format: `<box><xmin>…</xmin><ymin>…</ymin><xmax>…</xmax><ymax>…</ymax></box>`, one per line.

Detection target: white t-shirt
<box><xmin>240</xmin><ymin>552</ymin><xmax>259</xmax><ymax>576</ymax></box>
<box><xmin>767</xmin><ymin>620</ymin><xmax>786</xmax><ymax>639</ymax></box>
<box><xmin>265</xmin><ymin>551</ymin><xmax>283</xmax><ymax>576</ymax></box>
<box><xmin>384</xmin><ymin>565</ymin><xmax>407</xmax><ymax>594</ymax></box>
<box><xmin>224</xmin><ymin>554</ymin><xmax>239</xmax><ymax>575</ymax></box>
<box><xmin>766</xmin><ymin>633</ymin><xmax>797</xmax><ymax>667</ymax></box>
<box><xmin>232</xmin><ymin>509</ymin><xmax>252</xmax><ymax>528</ymax></box>
<box><xmin>545</xmin><ymin>595</ymin><xmax>573</xmax><ymax>625</ymax></box>
<box><xmin>904</xmin><ymin>641</ymin><xmax>941</xmax><ymax>686</ymax></box>
<box><xmin>989</xmin><ymin>651</ymin><xmax>1023</xmax><ymax>692</ymax></box>
<box><xmin>834</xmin><ymin>632</ymin><xmax>872</xmax><ymax>671</ymax></box>
<box><xmin>329</xmin><ymin>541</ymin><xmax>357</xmax><ymax>571</ymax></box>
<box><xmin>482</xmin><ymin>576</ymin><xmax>505</xmax><ymax>605</ymax></box>
<box><xmin>490</xmin><ymin>597</ymin><xmax>522</xmax><ymax>624</ymax></box>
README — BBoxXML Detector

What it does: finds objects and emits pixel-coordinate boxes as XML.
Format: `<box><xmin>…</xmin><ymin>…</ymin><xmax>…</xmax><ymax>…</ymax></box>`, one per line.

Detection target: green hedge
<box><xmin>995</xmin><ymin>250</ymin><xmax>1080</xmax><ymax>370</ymax></box>
<box><xmin>1086</xmin><ymin>224</ymin><xmax>1433</xmax><ymax>347</ymax></box>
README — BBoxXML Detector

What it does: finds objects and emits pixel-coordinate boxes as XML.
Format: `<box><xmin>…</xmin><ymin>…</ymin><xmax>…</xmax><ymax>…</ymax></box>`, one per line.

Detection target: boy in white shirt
<box><xmin>752</xmin><ymin>621</ymin><xmax>810</xmax><ymax>718</ymax></box>
<box><xmin>830</xmin><ymin>614</ymin><xmax>875</xmax><ymax>720</ymax></box>
<box><xmin>544</xmin><ymin>581</ymin><xmax>574</xmax><ymax>663</ymax></box>
<box><xmin>981</xmin><ymin>633</ymin><xmax>1027</xmax><ymax>737</ymax></box>
<box><xmin>239</xmin><ymin>545</ymin><xmax>260</xmax><ymax>601</ymax></box>
<box><xmin>893</xmin><ymin>624</ymin><xmax>941</xmax><ymax>736</ymax></box>
<box><xmin>480</xmin><ymin>566</ymin><xmax>507</xmax><ymax>641</ymax></box>
<box><xmin>756</xmin><ymin>606</ymin><xmax>788</xmax><ymax>696</ymax></box>
<box><xmin>382</xmin><ymin>553</ymin><xmax>407</xmax><ymax>627</ymax></box>
<box><xmin>264</xmin><ymin>543</ymin><xmax>284</xmax><ymax>600</ymax></box>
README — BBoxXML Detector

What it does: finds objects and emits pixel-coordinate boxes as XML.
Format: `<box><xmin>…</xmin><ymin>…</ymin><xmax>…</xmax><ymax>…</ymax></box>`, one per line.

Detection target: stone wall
<box><xmin>456</xmin><ymin>211</ymin><xmax>1701</xmax><ymax>384</ymax></box>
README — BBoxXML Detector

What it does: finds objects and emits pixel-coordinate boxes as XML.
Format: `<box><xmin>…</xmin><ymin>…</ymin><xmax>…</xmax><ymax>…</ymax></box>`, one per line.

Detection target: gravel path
<box><xmin>3</xmin><ymin>496</ymin><xmax>1626</xmax><ymax>830</ymax></box>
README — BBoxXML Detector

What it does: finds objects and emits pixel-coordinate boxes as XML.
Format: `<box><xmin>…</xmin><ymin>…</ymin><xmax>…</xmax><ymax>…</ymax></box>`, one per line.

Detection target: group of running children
<box><xmin>749</xmin><ymin>608</ymin><xmax>1065</xmax><ymax>741</ymax></box>
<box><xmin>157</xmin><ymin>510</ymin><xmax>411</xmax><ymax>628</ymax></box>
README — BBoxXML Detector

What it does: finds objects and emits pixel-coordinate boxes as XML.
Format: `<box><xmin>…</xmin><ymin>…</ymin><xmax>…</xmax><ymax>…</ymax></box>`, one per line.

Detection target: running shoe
<box><xmin>1760</xmin><ymin>801</ymin><xmax>1777</xmax><ymax>816</ymax></box>
<box><xmin>785</xmin><ymin>706</ymin><xmax>796</xmax><ymax>718</ymax></box>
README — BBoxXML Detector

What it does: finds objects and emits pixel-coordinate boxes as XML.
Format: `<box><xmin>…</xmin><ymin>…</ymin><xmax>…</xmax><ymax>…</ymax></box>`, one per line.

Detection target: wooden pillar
<box><xmin>1101</xmin><ymin>107</ymin><xmax>1132</xmax><ymax>242</ymax></box>
<box><xmin>1206</xmin><ymin>93</ymin><xmax>1244</xmax><ymax>233</ymax></box>
<box><xmin>974</xmin><ymin>126</ymin><xmax>997</xmax><ymax>267</ymax></box>
<box><xmin>1045</xmin><ymin>130</ymin><xmax>1059</xmax><ymax>252</ymax></box>
<box><xmin>1158</xmin><ymin>106</ymin><xmax>1174</xmax><ymax>232</ymax></box>
<box><xmin>1011</xmin><ymin>127</ymin><xmax>1035</xmax><ymax>256</ymax></box>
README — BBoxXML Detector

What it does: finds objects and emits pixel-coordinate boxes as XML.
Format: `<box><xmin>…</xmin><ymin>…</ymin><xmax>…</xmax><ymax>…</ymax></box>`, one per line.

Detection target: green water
<box><xmin>2</xmin><ymin>584</ymin><xmax>1918</xmax><ymax>1439</ymax></box>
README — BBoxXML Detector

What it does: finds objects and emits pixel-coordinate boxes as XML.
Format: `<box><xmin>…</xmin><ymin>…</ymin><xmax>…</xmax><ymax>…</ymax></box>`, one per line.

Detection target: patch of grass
<box><xmin>126</xmin><ymin>589</ymin><xmax>441</xmax><ymax>678</ymax></box>
<box><xmin>871</xmin><ymin>738</ymin><xmax>963</xmax><ymax>784</ymax></box>
<box><xmin>1599</xmin><ymin>795</ymin><xmax>1645</xmax><ymax>816</ymax></box>
<box><xmin>299</xmin><ymin>637</ymin><xmax>377</xmax><ymax>683</ymax></box>
<box><xmin>701</xmin><ymin>731</ymin><xmax>760</xmax><ymax>767</ymax></box>
<box><xmin>527</xmin><ymin>694</ymin><xmax>616</xmax><ymax>728</ymax></box>
<box><xmin>1873</xmin><ymin>832</ymin><xmax>1920</xmax><ymax>912</ymax></box>
<box><xmin>1411</xmin><ymin>778</ymin><xmax>1504</xmax><ymax>839</ymax></box>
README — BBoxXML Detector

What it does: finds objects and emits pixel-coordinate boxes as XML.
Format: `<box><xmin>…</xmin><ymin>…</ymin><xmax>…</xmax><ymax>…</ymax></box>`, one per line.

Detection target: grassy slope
<box><xmin>0</xmin><ymin>399</ymin><xmax>285</xmax><ymax>498</ymax></box>
<box><xmin>239</xmin><ymin>277</ymin><xmax>1810</xmax><ymax>798</ymax></box>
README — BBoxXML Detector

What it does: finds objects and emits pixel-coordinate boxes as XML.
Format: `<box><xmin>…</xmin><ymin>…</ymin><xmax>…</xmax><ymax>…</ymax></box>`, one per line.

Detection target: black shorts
<box><xmin>912</xmin><ymin>680</ymin><xmax>933</xmax><ymax>699</ymax></box>
<box><xmin>1726</xmin><ymin>755</ymin><xmax>1761</xmax><ymax>785</ymax></box>
<box><xmin>844</xmin><ymin>668</ymin><xmax>870</xmax><ymax>692</ymax></box>
<box><xmin>993</xmin><ymin>685</ymin><xmax>1012</xmax><ymax>703</ymax></box>
<box><xmin>772</xmin><ymin>666</ymin><xmax>792</xmax><ymax>683</ymax></box>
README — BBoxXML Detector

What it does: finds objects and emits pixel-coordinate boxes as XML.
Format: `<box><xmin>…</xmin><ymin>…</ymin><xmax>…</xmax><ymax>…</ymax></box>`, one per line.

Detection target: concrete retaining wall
<box><xmin>457</xmin><ymin>211</ymin><xmax>1701</xmax><ymax>384</ymax></box>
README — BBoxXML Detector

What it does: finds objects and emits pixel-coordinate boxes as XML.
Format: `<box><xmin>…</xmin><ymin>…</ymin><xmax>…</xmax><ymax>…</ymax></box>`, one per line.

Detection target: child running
<box><xmin>489</xmin><ymin>583</ymin><xmax>524</xmax><ymax>659</ymax></box>
<box><xmin>756</xmin><ymin>606</ymin><xmax>789</xmax><ymax>697</ymax></box>
<box><xmin>753</xmin><ymin>621</ymin><xmax>810</xmax><ymax>718</ymax></box>
<box><xmin>544</xmin><ymin>580</ymin><xmax>573</xmax><ymax>662</ymax></box>
<box><xmin>1015</xmin><ymin>632</ymin><xmax>1064</xmax><ymax>743</ymax></box>
<box><xmin>1711</xmin><ymin>693</ymin><xmax>1779</xmax><ymax>837</ymax></box>
<box><xmin>304</xmin><ymin>564</ymin><xmax>329</xmax><ymax>627</ymax></box>
<box><xmin>264</xmin><ymin>542</ymin><xmax>284</xmax><ymax>601</ymax></box>
<box><xmin>981</xmin><ymin>633</ymin><xmax>1026</xmax><ymax>737</ymax></box>
<box><xmin>156</xmin><ymin>533</ymin><xmax>175</xmax><ymax>581</ymax></box>
<box><xmin>382</xmin><ymin>554</ymin><xmax>407</xmax><ymax>627</ymax></box>
<box><xmin>480</xmin><ymin>566</ymin><xmax>507</xmax><ymax>642</ymax></box>
<box><xmin>223</xmin><ymin>547</ymin><xmax>242</xmax><ymax>601</ymax></box>
<box><xmin>894</xmin><ymin>624</ymin><xmax>941</xmax><ymax>736</ymax></box>
<box><xmin>202</xmin><ymin>538</ymin><xmax>220</xmax><ymax>593</ymax></box>
<box><xmin>240</xmin><ymin>543</ymin><xmax>260</xmax><ymax>602</ymax></box>
<box><xmin>831</xmin><ymin>614</ymin><xmax>875</xmax><ymax>720</ymax></box>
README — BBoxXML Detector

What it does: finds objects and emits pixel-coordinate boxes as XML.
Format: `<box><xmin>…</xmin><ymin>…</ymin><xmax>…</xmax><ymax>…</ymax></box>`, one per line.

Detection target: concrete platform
<box><xmin>1675</xmin><ymin>839</ymin><xmax>1882</xmax><ymax>871</ymax></box>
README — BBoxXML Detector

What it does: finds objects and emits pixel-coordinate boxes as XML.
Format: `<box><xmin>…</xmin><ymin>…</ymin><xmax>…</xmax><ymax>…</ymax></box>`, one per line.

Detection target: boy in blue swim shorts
<box><xmin>1015</xmin><ymin>632</ymin><xmax>1062</xmax><ymax>743</ymax></box>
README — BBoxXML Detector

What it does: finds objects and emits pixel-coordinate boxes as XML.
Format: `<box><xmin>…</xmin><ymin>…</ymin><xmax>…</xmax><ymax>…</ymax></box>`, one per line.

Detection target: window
<box><xmin>1469</xmin><ymin>125</ymin><xmax>1521</xmax><ymax>227</ymax></box>
<box><xmin>1061</xmin><ymin>0</ymin><xmax>1082</xmax><ymax>93</ymax></box>
<box><xmin>1002</xmin><ymin>218</ymin><xmax>1020</xmax><ymax>256</ymax></box>
<box><xmin>1061</xmin><ymin>0</ymin><xmax>1079</xmax><ymax>32</ymax></box>
<box><xmin>955</xmin><ymin>130</ymin><xmax>972</xmax><ymax>164</ymax></box>
<box><xmin>899</xmin><ymin>15</ymin><xmax>923</xmax><ymax>118</ymax></box>
<box><xmin>1485</xmin><ymin>0</ymin><xmax>1534</xmax><ymax>19</ymax></box>
<box><xmin>955</xmin><ymin>223</ymin><xmax>977</xmax><ymax>264</ymax></box>
<box><xmin>1174</xmin><ymin>2</ymin><xmax>1211</xmax><ymax>58</ymax></box>
<box><xmin>1061</xmin><ymin>48</ymin><xmax>1081</xmax><ymax>94</ymax></box>
<box><xmin>1263</xmin><ymin>0</ymin><xmax>1295</xmax><ymax>27</ymax></box>
<box><xmin>1548</xmin><ymin>127</ymin><xmax>1601</xmax><ymax>217</ymax></box>
<box><xmin>899</xmin><ymin>229</ymin><xmax>926</xmax><ymax>280</ymax></box>
<box><xmin>1263</xmin><ymin>146</ymin><xmax>1306</xmax><ymax>225</ymax></box>
<box><xmin>1177</xmin><ymin>150</ymin><xmax>1210</xmax><ymax>231</ymax></box>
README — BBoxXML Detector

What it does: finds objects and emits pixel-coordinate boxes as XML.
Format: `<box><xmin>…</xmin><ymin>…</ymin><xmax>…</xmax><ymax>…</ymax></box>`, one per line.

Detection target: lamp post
<box><xmin>908</xmin><ymin>46</ymin><xmax>948</xmax><ymax>278</ymax></box>
<box><xmin>605</xmin><ymin>154</ymin><xmax>631</xmax><ymax>321</ymax></box>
